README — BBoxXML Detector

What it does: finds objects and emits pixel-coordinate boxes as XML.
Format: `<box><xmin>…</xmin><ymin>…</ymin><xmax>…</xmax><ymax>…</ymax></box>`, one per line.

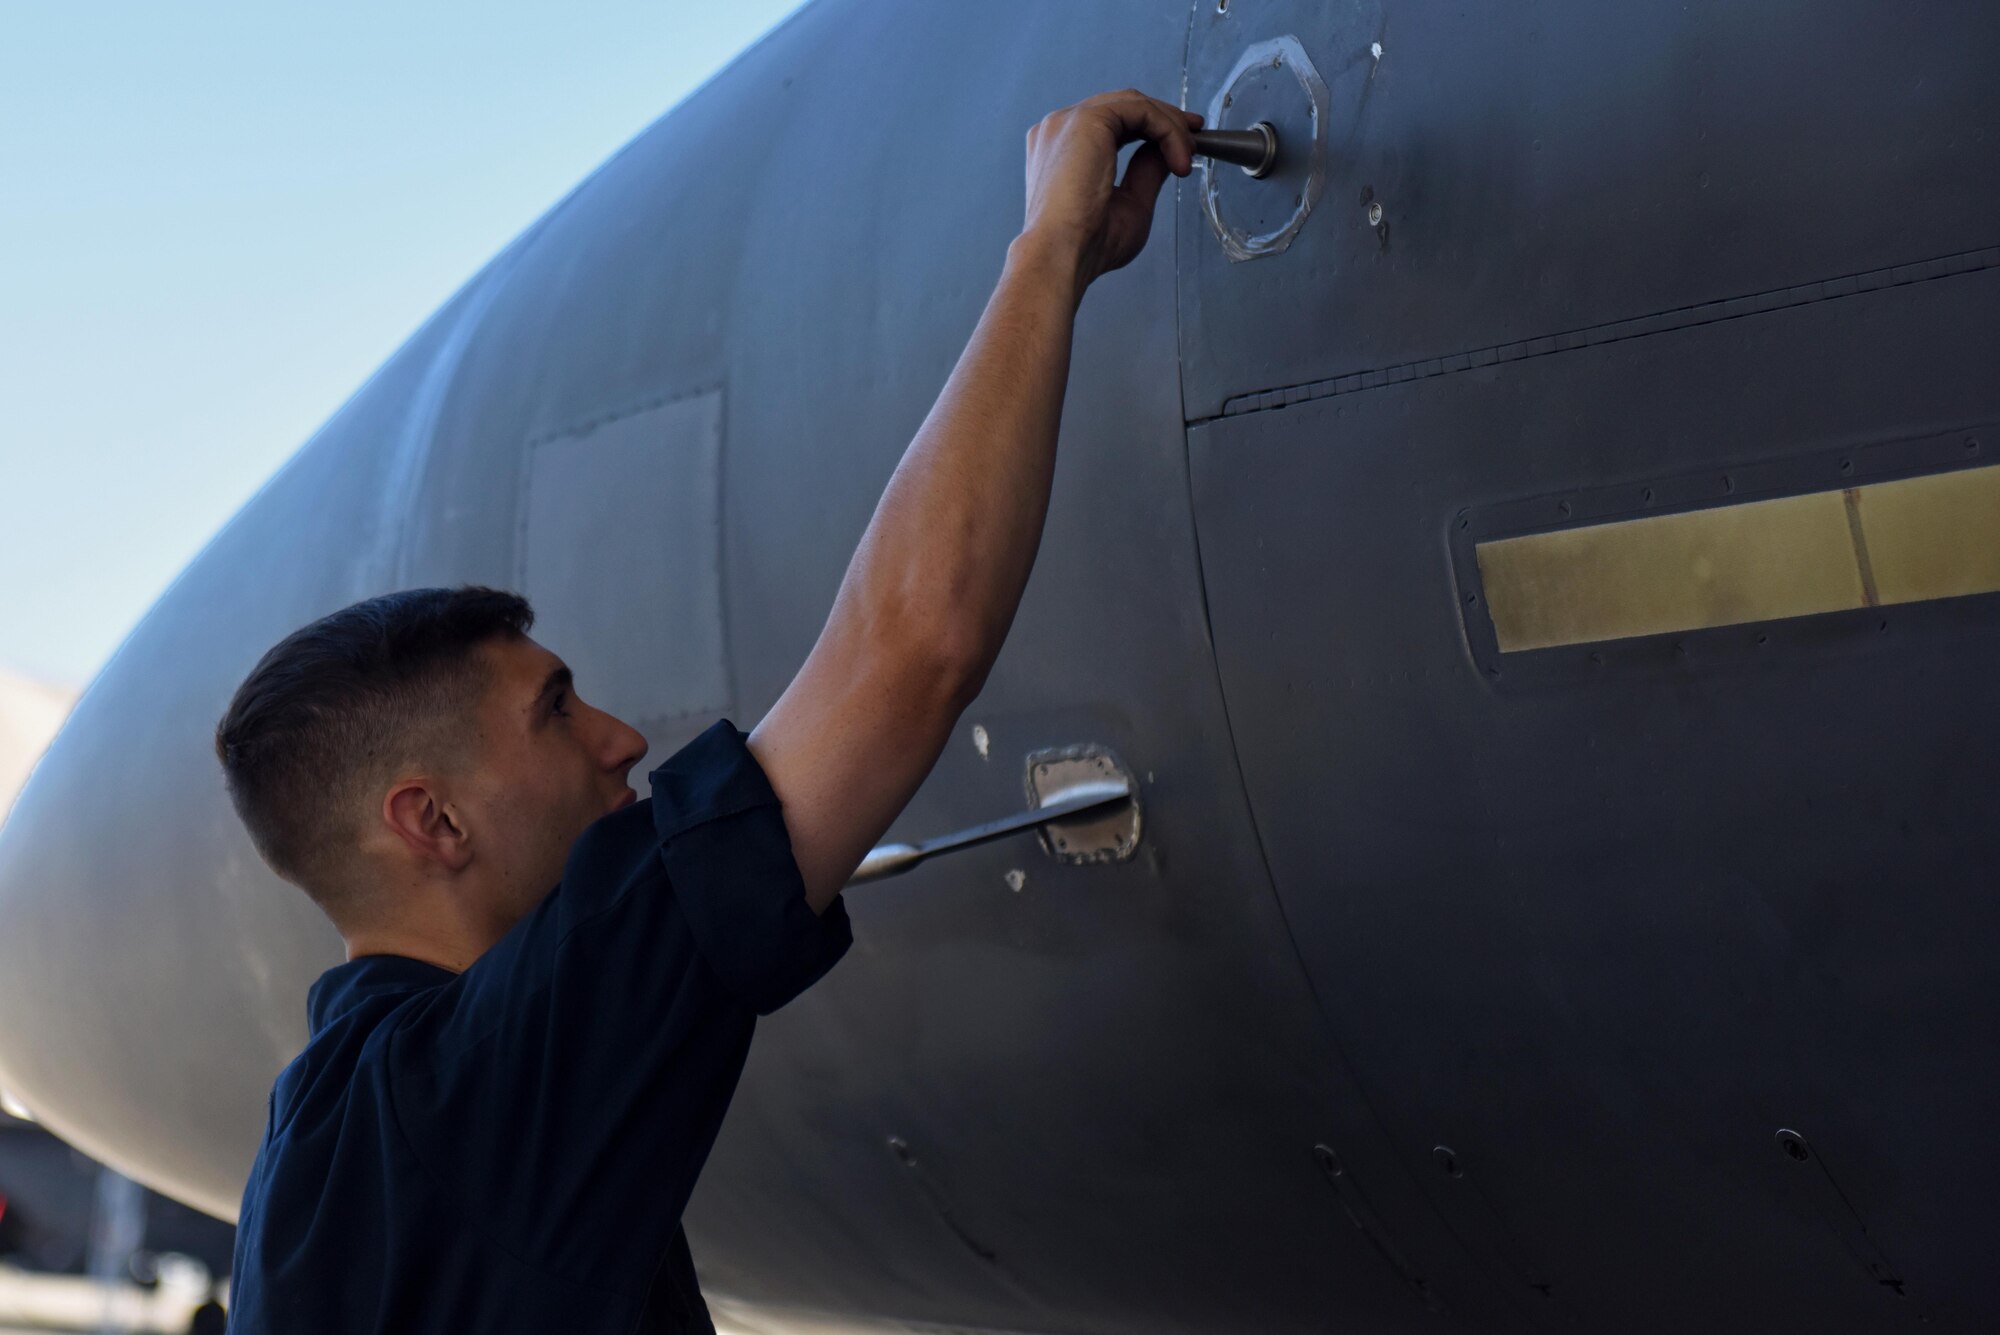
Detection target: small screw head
<box><xmin>1367</xmin><ymin>201</ymin><xmax>1384</xmax><ymax>226</ymax></box>
<box><xmin>1776</xmin><ymin>1128</ymin><xmax>1811</xmax><ymax>1162</ymax></box>
<box><xmin>1433</xmin><ymin>1145</ymin><xmax>1464</xmax><ymax>1178</ymax></box>
<box><xmin>888</xmin><ymin>1136</ymin><xmax>917</xmax><ymax>1166</ymax></box>
<box><xmin>1313</xmin><ymin>1144</ymin><xmax>1345</xmax><ymax>1178</ymax></box>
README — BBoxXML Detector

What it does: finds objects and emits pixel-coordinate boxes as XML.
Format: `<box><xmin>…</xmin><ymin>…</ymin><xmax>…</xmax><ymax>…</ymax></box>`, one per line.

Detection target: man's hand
<box><xmin>752</xmin><ymin>88</ymin><xmax>1198</xmax><ymax>912</ymax></box>
<box><xmin>1021</xmin><ymin>90</ymin><xmax>1203</xmax><ymax>295</ymax></box>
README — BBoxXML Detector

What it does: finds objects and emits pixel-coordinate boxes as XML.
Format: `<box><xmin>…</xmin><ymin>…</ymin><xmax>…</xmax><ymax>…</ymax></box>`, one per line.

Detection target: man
<box><xmin>214</xmin><ymin>90</ymin><xmax>1202</xmax><ymax>1332</ymax></box>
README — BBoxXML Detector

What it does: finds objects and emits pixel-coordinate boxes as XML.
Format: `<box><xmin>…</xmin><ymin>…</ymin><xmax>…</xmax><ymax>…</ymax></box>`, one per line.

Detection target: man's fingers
<box><xmin>1090</xmin><ymin>89</ymin><xmax>1202</xmax><ymax>175</ymax></box>
<box><xmin>1119</xmin><ymin>140</ymin><xmax>1171</xmax><ymax>209</ymax></box>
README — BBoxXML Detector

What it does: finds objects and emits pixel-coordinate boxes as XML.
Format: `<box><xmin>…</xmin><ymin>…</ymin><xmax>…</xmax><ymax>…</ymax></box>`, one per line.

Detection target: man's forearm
<box><xmin>830</xmin><ymin>230</ymin><xmax>1087</xmax><ymax>698</ymax></box>
<box><xmin>747</xmin><ymin>92</ymin><xmax>1195</xmax><ymax>906</ymax></box>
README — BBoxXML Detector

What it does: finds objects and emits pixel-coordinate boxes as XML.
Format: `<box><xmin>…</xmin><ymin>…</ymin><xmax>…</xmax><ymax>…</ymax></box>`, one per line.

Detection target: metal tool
<box><xmin>849</xmin><ymin>771</ymin><xmax>1133</xmax><ymax>884</ymax></box>
<box><xmin>1192</xmin><ymin>123</ymin><xmax>1279</xmax><ymax>178</ymax></box>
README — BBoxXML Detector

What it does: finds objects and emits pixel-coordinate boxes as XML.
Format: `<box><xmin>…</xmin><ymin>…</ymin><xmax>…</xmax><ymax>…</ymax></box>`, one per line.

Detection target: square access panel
<box><xmin>520</xmin><ymin>389</ymin><xmax>729</xmax><ymax>761</ymax></box>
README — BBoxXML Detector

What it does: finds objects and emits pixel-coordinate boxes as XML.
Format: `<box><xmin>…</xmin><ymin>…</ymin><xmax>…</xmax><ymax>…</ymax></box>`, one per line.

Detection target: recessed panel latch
<box><xmin>1200</xmin><ymin>34</ymin><xmax>1330</xmax><ymax>261</ymax></box>
<box><xmin>1025</xmin><ymin>745</ymin><xmax>1142</xmax><ymax>865</ymax></box>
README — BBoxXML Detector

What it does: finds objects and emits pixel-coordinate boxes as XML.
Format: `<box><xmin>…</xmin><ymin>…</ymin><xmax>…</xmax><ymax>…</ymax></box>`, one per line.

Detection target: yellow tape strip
<box><xmin>1476</xmin><ymin>464</ymin><xmax>2000</xmax><ymax>652</ymax></box>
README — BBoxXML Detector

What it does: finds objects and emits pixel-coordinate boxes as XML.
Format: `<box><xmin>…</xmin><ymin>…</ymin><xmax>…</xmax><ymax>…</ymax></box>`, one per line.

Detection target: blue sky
<box><xmin>0</xmin><ymin>1</ymin><xmax>805</xmax><ymax>687</ymax></box>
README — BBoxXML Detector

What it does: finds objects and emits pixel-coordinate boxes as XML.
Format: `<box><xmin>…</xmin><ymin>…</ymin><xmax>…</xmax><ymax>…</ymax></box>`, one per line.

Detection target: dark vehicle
<box><xmin>0</xmin><ymin>1110</ymin><xmax>233</xmax><ymax>1279</ymax></box>
<box><xmin>1</xmin><ymin>2</ymin><xmax>1995</xmax><ymax>1330</ymax></box>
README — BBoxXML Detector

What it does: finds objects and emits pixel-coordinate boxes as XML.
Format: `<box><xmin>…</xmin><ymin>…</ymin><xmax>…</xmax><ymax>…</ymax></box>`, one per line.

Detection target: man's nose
<box><xmin>603</xmin><ymin>714</ymin><xmax>649</xmax><ymax>772</ymax></box>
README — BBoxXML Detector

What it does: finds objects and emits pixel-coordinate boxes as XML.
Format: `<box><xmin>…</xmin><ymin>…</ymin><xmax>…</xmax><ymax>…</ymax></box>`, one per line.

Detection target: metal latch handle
<box><xmin>1193</xmin><ymin>122</ymin><xmax>1279</xmax><ymax>178</ymax></box>
<box><xmin>848</xmin><ymin>776</ymin><xmax>1132</xmax><ymax>885</ymax></box>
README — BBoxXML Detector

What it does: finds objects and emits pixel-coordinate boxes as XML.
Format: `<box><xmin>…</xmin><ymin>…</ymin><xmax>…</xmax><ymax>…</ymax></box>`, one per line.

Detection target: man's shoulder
<box><xmin>273</xmin><ymin>970</ymin><xmax>438</xmax><ymax>1143</ymax></box>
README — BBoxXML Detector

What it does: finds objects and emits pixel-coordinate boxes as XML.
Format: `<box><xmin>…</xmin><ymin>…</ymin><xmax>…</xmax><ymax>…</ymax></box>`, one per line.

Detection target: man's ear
<box><xmin>382</xmin><ymin>780</ymin><xmax>474</xmax><ymax>872</ymax></box>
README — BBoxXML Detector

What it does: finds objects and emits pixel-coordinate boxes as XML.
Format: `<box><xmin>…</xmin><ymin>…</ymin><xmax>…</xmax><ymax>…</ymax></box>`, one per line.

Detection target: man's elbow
<box><xmin>910</xmin><ymin>620</ymin><xmax>993</xmax><ymax>717</ymax></box>
<box><xmin>865</xmin><ymin>606</ymin><xmax>992</xmax><ymax>721</ymax></box>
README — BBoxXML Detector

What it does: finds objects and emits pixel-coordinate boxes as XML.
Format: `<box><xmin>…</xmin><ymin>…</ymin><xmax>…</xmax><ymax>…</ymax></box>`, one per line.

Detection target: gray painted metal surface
<box><xmin>522</xmin><ymin>390</ymin><xmax>729</xmax><ymax>734</ymax></box>
<box><xmin>0</xmin><ymin>1</ymin><xmax>1995</xmax><ymax>1329</ymax></box>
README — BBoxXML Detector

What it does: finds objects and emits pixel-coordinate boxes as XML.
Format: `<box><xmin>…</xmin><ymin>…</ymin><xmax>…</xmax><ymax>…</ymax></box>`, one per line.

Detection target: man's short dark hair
<box><xmin>214</xmin><ymin>586</ymin><xmax>534</xmax><ymax>910</ymax></box>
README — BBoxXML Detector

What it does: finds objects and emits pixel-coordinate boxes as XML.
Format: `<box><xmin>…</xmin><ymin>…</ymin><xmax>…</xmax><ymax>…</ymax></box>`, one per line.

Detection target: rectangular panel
<box><xmin>1176</xmin><ymin>2</ymin><xmax>2000</xmax><ymax>419</ymax></box>
<box><xmin>1475</xmin><ymin>463</ymin><xmax>2000</xmax><ymax>652</ymax></box>
<box><xmin>1185</xmin><ymin>270</ymin><xmax>2000</xmax><ymax>1328</ymax></box>
<box><xmin>521</xmin><ymin>390</ymin><xmax>727</xmax><ymax>737</ymax></box>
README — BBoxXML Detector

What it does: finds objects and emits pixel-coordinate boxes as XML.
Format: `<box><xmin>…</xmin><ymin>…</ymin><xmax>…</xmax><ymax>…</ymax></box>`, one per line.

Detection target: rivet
<box><xmin>1776</xmin><ymin>1128</ymin><xmax>1811</xmax><ymax>1162</ymax></box>
<box><xmin>1557</xmin><ymin>499</ymin><xmax>1572</xmax><ymax>518</ymax></box>
<box><xmin>888</xmin><ymin>1136</ymin><xmax>917</xmax><ymax>1167</ymax></box>
<box><xmin>1367</xmin><ymin>201</ymin><xmax>1383</xmax><ymax>226</ymax></box>
<box><xmin>1313</xmin><ymin>1143</ymin><xmax>1345</xmax><ymax>1178</ymax></box>
<box><xmin>1433</xmin><ymin>1145</ymin><xmax>1464</xmax><ymax>1178</ymax></box>
<box><xmin>1004</xmin><ymin>869</ymin><xmax>1026</xmax><ymax>892</ymax></box>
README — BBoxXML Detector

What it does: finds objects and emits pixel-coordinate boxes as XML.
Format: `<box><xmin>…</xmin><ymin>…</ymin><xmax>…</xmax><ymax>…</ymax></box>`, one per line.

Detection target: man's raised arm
<box><xmin>748</xmin><ymin>90</ymin><xmax>1200</xmax><ymax>912</ymax></box>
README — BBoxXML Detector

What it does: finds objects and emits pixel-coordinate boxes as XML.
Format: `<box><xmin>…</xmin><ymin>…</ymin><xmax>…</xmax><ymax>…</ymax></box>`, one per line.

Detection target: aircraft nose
<box><xmin>0</xmin><ymin>609</ymin><xmax>345</xmax><ymax>1219</ymax></box>
<box><xmin>0</xmin><ymin>280</ymin><xmax>467</xmax><ymax>1218</ymax></box>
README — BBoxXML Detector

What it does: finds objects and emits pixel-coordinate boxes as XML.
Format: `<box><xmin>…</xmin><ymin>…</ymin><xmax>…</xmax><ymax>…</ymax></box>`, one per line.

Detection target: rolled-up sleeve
<box><xmin>650</xmin><ymin>722</ymin><xmax>852</xmax><ymax>1015</ymax></box>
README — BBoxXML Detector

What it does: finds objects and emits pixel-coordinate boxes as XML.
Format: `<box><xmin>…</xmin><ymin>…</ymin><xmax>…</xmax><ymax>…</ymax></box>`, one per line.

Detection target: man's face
<box><xmin>456</xmin><ymin>634</ymin><xmax>649</xmax><ymax>920</ymax></box>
